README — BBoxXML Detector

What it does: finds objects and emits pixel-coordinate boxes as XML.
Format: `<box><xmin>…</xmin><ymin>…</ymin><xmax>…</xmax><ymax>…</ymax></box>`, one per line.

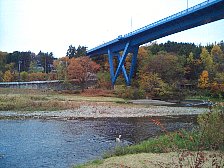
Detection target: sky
<box><xmin>0</xmin><ymin>0</ymin><xmax>224</xmax><ymax>58</ymax></box>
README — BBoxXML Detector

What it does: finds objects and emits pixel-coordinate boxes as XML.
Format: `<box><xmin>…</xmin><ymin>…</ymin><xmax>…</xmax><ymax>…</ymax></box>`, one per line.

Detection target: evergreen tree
<box><xmin>0</xmin><ymin>51</ymin><xmax>8</xmax><ymax>72</ymax></box>
<box><xmin>66</xmin><ymin>45</ymin><xmax>76</xmax><ymax>58</ymax></box>
<box><xmin>66</xmin><ymin>45</ymin><xmax>87</xmax><ymax>58</ymax></box>
<box><xmin>38</xmin><ymin>51</ymin><xmax>54</xmax><ymax>73</ymax></box>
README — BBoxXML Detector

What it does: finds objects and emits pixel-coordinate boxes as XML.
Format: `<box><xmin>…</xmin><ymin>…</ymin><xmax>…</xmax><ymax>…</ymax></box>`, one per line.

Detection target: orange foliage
<box><xmin>3</xmin><ymin>70</ymin><xmax>14</xmax><ymax>82</ymax></box>
<box><xmin>198</xmin><ymin>70</ymin><xmax>209</xmax><ymax>89</ymax></box>
<box><xmin>138</xmin><ymin>46</ymin><xmax>148</xmax><ymax>58</ymax></box>
<box><xmin>67</xmin><ymin>56</ymin><xmax>100</xmax><ymax>90</ymax></box>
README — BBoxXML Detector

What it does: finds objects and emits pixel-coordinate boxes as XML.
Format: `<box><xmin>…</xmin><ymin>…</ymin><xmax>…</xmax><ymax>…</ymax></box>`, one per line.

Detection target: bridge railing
<box><xmin>87</xmin><ymin>0</ymin><xmax>218</xmax><ymax>53</ymax></box>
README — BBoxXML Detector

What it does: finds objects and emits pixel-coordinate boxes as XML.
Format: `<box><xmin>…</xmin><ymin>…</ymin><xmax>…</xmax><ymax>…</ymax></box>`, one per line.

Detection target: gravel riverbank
<box><xmin>0</xmin><ymin>102</ymin><xmax>209</xmax><ymax>119</ymax></box>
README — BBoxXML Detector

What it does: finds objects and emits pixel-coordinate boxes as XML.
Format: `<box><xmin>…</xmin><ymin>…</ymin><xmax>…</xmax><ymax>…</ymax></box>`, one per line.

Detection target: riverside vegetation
<box><xmin>0</xmin><ymin>88</ymin><xmax>125</xmax><ymax>112</ymax></box>
<box><xmin>0</xmin><ymin>88</ymin><xmax>223</xmax><ymax>167</ymax></box>
<box><xmin>74</xmin><ymin>106</ymin><xmax>224</xmax><ymax>168</ymax></box>
<box><xmin>1</xmin><ymin>38</ymin><xmax>224</xmax><ymax>167</ymax></box>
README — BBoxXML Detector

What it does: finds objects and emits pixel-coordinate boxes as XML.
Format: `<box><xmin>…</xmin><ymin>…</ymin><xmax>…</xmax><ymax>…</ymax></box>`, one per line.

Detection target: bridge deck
<box><xmin>87</xmin><ymin>0</ymin><xmax>224</xmax><ymax>57</ymax></box>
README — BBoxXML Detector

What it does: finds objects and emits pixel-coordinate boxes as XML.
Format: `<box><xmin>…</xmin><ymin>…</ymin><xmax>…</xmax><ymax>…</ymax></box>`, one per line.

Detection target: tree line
<box><xmin>96</xmin><ymin>41</ymin><xmax>224</xmax><ymax>99</ymax></box>
<box><xmin>0</xmin><ymin>41</ymin><xmax>224</xmax><ymax>99</ymax></box>
<box><xmin>0</xmin><ymin>45</ymin><xmax>88</xmax><ymax>82</ymax></box>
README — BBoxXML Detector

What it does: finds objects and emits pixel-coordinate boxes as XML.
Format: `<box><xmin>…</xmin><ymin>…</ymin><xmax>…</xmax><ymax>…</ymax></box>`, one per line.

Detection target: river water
<box><xmin>0</xmin><ymin>116</ymin><xmax>196</xmax><ymax>168</ymax></box>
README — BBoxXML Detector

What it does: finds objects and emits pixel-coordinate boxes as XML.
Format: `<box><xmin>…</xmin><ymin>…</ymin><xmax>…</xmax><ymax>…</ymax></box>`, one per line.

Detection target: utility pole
<box><xmin>65</xmin><ymin>60</ymin><xmax>68</xmax><ymax>81</ymax></box>
<box><xmin>45</xmin><ymin>56</ymin><xmax>47</xmax><ymax>73</ymax></box>
<box><xmin>18</xmin><ymin>61</ymin><xmax>22</xmax><ymax>81</ymax></box>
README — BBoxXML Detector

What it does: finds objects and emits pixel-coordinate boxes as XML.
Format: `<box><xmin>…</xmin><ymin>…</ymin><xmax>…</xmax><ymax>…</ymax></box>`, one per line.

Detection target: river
<box><xmin>0</xmin><ymin>116</ymin><xmax>196</xmax><ymax>168</ymax></box>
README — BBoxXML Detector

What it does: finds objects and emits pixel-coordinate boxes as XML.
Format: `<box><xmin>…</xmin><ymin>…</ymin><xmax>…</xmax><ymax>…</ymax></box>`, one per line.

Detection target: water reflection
<box><xmin>0</xmin><ymin>116</ymin><xmax>196</xmax><ymax>168</ymax></box>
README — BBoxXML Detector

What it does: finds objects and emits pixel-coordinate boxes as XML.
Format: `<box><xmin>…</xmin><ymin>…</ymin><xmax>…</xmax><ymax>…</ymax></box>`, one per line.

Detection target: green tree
<box><xmin>97</xmin><ymin>71</ymin><xmax>112</xmax><ymax>89</ymax></box>
<box><xmin>6</xmin><ymin>51</ymin><xmax>32</xmax><ymax>72</ymax></box>
<box><xmin>53</xmin><ymin>56</ymin><xmax>69</xmax><ymax>80</ymax></box>
<box><xmin>200</xmin><ymin>48</ymin><xmax>215</xmax><ymax>79</ymax></box>
<box><xmin>20</xmin><ymin>71</ymin><xmax>29</xmax><ymax>81</ymax></box>
<box><xmin>0</xmin><ymin>51</ymin><xmax>8</xmax><ymax>72</ymax></box>
<box><xmin>19</xmin><ymin>52</ymin><xmax>32</xmax><ymax>72</ymax></box>
<box><xmin>5</xmin><ymin>63</ymin><xmax>15</xmax><ymax>72</ymax></box>
<box><xmin>211</xmin><ymin>45</ymin><xmax>223</xmax><ymax>62</ymax></box>
<box><xmin>0</xmin><ymin>71</ymin><xmax>3</xmax><ymax>82</ymax></box>
<box><xmin>29</xmin><ymin>60</ymin><xmax>42</xmax><ymax>73</ymax></box>
<box><xmin>214</xmin><ymin>72</ymin><xmax>224</xmax><ymax>84</ymax></box>
<box><xmin>146</xmin><ymin>52</ymin><xmax>184</xmax><ymax>84</ymax></box>
<box><xmin>139</xmin><ymin>72</ymin><xmax>166</xmax><ymax>98</ymax></box>
<box><xmin>76</xmin><ymin>45</ymin><xmax>87</xmax><ymax>57</ymax></box>
<box><xmin>211</xmin><ymin>45</ymin><xmax>224</xmax><ymax>73</ymax></box>
<box><xmin>66</xmin><ymin>45</ymin><xmax>76</xmax><ymax>58</ymax></box>
<box><xmin>38</xmin><ymin>51</ymin><xmax>54</xmax><ymax>73</ymax></box>
<box><xmin>66</xmin><ymin>45</ymin><xmax>87</xmax><ymax>58</ymax></box>
<box><xmin>185</xmin><ymin>52</ymin><xmax>202</xmax><ymax>81</ymax></box>
<box><xmin>148</xmin><ymin>41</ymin><xmax>202</xmax><ymax>57</ymax></box>
<box><xmin>200</xmin><ymin>48</ymin><xmax>213</xmax><ymax>70</ymax></box>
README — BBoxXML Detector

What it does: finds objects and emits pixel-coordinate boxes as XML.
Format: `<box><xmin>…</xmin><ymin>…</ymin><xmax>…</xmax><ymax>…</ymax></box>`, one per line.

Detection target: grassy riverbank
<box><xmin>1</xmin><ymin>88</ymin><xmax>212</xmax><ymax>120</ymax></box>
<box><xmin>74</xmin><ymin>151</ymin><xmax>224</xmax><ymax>168</ymax></box>
<box><xmin>0</xmin><ymin>88</ymin><xmax>125</xmax><ymax>111</ymax></box>
<box><xmin>74</xmin><ymin>110</ymin><xmax>224</xmax><ymax>168</ymax></box>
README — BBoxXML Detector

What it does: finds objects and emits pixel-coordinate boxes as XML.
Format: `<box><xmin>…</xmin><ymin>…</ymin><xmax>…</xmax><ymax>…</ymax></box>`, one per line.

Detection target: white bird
<box><xmin>116</xmin><ymin>135</ymin><xmax>121</xmax><ymax>142</ymax></box>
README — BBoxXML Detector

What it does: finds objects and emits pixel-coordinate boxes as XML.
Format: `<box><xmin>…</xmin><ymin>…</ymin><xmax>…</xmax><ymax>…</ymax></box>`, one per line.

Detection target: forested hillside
<box><xmin>97</xmin><ymin>41</ymin><xmax>224</xmax><ymax>100</ymax></box>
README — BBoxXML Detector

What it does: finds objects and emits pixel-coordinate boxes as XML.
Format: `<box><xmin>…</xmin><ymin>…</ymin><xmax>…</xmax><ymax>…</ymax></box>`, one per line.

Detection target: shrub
<box><xmin>20</xmin><ymin>71</ymin><xmax>29</xmax><ymax>82</ymax></box>
<box><xmin>62</xmin><ymin>80</ymin><xmax>74</xmax><ymax>90</ymax></box>
<box><xmin>114</xmin><ymin>85</ymin><xmax>145</xmax><ymax>99</ymax></box>
<box><xmin>197</xmin><ymin>110</ymin><xmax>224</xmax><ymax>150</ymax></box>
<box><xmin>81</xmin><ymin>89</ymin><xmax>114</xmax><ymax>97</ymax></box>
<box><xmin>96</xmin><ymin>71</ymin><xmax>112</xmax><ymax>89</ymax></box>
<box><xmin>158</xmin><ymin>86</ymin><xmax>186</xmax><ymax>101</ymax></box>
<box><xmin>29</xmin><ymin>72</ymin><xmax>48</xmax><ymax>81</ymax></box>
<box><xmin>106</xmin><ymin>107</ymin><xmax>224</xmax><ymax>158</ymax></box>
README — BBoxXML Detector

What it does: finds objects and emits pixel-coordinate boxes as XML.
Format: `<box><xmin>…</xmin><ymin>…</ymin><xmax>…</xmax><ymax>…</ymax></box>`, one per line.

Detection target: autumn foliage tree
<box><xmin>53</xmin><ymin>56</ymin><xmax>69</xmax><ymax>80</ymax></box>
<box><xmin>185</xmin><ymin>52</ymin><xmax>202</xmax><ymax>81</ymax></box>
<box><xmin>200</xmin><ymin>48</ymin><xmax>215</xmax><ymax>79</ymax></box>
<box><xmin>146</xmin><ymin>51</ymin><xmax>184</xmax><ymax>84</ymax></box>
<box><xmin>139</xmin><ymin>72</ymin><xmax>167</xmax><ymax>98</ymax></box>
<box><xmin>198</xmin><ymin>70</ymin><xmax>209</xmax><ymax>89</ymax></box>
<box><xmin>3</xmin><ymin>70</ymin><xmax>14</xmax><ymax>82</ymax></box>
<box><xmin>67</xmin><ymin>56</ymin><xmax>100</xmax><ymax>91</ymax></box>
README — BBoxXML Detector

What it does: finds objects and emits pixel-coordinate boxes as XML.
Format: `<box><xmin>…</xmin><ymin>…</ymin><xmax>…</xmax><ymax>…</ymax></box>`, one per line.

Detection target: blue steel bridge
<box><xmin>87</xmin><ymin>0</ymin><xmax>224</xmax><ymax>86</ymax></box>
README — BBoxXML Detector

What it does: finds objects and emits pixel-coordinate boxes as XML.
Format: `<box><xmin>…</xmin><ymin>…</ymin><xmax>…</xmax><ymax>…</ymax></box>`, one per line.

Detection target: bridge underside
<box><xmin>87</xmin><ymin>0</ymin><xmax>224</xmax><ymax>86</ymax></box>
